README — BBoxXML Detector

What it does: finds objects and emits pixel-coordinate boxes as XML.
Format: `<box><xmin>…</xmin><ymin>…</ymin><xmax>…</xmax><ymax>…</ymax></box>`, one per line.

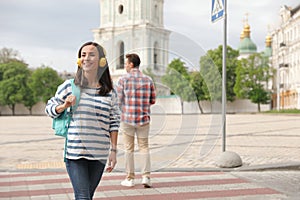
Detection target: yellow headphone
<box><xmin>77</xmin><ymin>58</ymin><xmax>82</xmax><ymax>67</ymax></box>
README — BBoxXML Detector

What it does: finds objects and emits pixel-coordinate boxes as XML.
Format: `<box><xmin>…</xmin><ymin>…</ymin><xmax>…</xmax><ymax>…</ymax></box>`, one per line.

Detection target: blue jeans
<box><xmin>66</xmin><ymin>158</ymin><xmax>106</xmax><ymax>200</ymax></box>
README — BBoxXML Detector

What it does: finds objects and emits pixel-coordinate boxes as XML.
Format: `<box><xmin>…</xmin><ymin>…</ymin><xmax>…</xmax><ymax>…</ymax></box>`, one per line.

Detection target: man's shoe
<box><xmin>121</xmin><ymin>178</ymin><xmax>135</xmax><ymax>187</ymax></box>
<box><xmin>142</xmin><ymin>177</ymin><xmax>152</xmax><ymax>188</ymax></box>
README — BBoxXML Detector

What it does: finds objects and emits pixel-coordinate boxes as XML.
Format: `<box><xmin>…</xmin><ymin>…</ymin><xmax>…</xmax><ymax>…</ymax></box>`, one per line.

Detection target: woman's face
<box><xmin>80</xmin><ymin>45</ymin><xmax>99</xmax><ymax>73</ymax></box>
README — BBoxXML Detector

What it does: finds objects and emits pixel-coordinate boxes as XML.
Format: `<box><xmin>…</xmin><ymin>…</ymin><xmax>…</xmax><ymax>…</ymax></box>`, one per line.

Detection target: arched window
<box><xmin>118</xmin><ymin>4</ymin><xmax>124</xmax><ymax>14</ymax></box>
<box><xmin>154</xmin><ymin>42</ymin><xmax>159</xmax><ymax>70</ymax></box>
<box><xmin>117</xmin><ymin>41</ymin><xmax>124</xmax><ymax>69</ymax></box>
<box><xmin>154</xmin><ymin>4</ymin><xmax>159</xmax><ymax>23</ymax></box>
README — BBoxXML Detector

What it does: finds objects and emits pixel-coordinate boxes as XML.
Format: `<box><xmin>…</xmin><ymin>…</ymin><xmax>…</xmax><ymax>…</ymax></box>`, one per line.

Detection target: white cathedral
<box><xmin>92</xmin><ymin>0</ymin><xmax>170</xmax><ymax>84</ymax></box>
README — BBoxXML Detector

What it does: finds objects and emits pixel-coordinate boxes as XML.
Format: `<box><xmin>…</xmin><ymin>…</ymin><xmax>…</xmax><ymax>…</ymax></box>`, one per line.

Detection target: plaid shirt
<box><xmin>117</xmin><ymin>68</ymin><xmax>156</xmax><ymax>126</ymax></box>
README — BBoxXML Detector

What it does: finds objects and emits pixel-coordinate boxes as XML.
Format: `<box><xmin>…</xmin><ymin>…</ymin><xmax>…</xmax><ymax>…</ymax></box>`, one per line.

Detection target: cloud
<box><xmin>0</xmin><ymin>0</ymin><xmax>99</xmax><ymax>71</ymax></box>
<box><xmin>0</xmin><ymin>0</ymin><xmax>98</xmax><ymax>49</ymax></box>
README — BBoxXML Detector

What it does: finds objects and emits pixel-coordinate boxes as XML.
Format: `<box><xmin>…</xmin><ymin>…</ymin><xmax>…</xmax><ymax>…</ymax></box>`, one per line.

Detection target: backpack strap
<box><xmin>70</xmin><ymin>79</ymin><xmax>81</xmax><ymax>111</ymax></box>
<box><xmin>64</xmin><ymin>79</ymin><xmax>80</xmax><ymax>162</ymax></box>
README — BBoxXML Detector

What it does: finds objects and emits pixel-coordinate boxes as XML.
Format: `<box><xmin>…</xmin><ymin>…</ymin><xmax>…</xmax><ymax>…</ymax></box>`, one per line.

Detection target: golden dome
<box><xmin>240</xmin><ymin>31</ymin><xmax>245</xmax><ymax>40</ymax></box>
<box><xmin>238</xmin><ymin>22</ymin><xmax>257</xmax><ymax>54</ymax></box>
<box><xmin>265</xmin><ymin>35</ymin><xmax>272</xmax><ymax>47</ymax></box>
<box><xmin>243</xmin><ymin>24</ymin><xmax>251</xmax><ymax>38</ymax></box>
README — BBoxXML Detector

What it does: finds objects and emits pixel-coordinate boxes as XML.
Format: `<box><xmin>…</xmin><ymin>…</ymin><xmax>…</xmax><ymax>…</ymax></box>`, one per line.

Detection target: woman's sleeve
<box><xmin>45</xmin><ymin>80</ymin><xmax>72</xmax><ymax>118</ymax></box>
<box><xmin>109</xmin><ymin>89</ymin><xmax>121</xmax><ymax>132</ymax></box>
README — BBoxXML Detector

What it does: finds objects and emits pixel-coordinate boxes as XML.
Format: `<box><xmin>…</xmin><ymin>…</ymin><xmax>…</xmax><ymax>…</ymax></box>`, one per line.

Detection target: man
<box><xmin>116</xmin><ymin>53</ymin><xmax>156</xmax><ymax>188</ymax></box>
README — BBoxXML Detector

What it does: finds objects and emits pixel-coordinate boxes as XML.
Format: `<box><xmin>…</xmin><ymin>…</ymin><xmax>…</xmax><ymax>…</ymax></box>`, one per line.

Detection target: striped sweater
<box><xmin>45</xmin><ymin>79</ymin><xmax>120</xmax><ymax>161</ymax></box>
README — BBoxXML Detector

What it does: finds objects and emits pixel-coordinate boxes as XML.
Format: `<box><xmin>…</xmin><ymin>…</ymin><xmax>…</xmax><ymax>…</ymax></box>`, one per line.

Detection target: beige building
<box><xmin>271</xmin><ymin>4</ymin><xmax>300</xmax><ymax>109</ymax></box>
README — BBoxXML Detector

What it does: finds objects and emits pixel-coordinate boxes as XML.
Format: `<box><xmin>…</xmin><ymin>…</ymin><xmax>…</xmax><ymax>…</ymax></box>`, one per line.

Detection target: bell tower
<box><xmin>93</xmin><ymin>0</ymin><xmax>170</xmax><ymax>81</ymax></box>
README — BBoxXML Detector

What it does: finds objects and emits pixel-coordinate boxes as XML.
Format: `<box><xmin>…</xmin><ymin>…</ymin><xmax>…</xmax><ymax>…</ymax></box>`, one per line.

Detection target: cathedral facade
<box><xmin>92</xmin><ymin>0</ymin><xmax>170</xmax><ymax>83</ymax></box>
<box><xmin>271</xmin><ymin>4</ymin><xmax>300</xmax><ymax>109</ymax></box>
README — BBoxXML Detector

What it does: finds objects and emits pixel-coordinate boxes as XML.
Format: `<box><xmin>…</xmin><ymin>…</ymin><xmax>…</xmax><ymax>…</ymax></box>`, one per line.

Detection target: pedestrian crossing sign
<box><xmin>211</xmin><ymin>0</ymin><xmax>224</xmax><ymax>22</ymax></box>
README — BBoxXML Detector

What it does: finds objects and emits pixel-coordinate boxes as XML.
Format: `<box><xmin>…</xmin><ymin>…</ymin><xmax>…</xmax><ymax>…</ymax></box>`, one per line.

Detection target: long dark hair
<box><xmin>74</xmin><ymin>41</ymin><xmax>113</xmax><ymax>96</ymax></box>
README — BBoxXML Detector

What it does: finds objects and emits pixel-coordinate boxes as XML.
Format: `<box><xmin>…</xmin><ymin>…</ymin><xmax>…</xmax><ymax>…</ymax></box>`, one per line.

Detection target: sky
<box><xmin>0</xmin><ymin>0</ymin><xmax>299</xmax><ymax>72</ymax></box>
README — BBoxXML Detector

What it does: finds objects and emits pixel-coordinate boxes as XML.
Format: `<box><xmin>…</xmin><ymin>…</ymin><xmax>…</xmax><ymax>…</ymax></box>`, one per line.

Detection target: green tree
<box><xmin>234</xmin><ymin>53</ymin><xmax>272</xmax><ymax>112</ymax></box>
<box><xmin>161</xmin><ymin>59</ymin><xmax>196</xmax><ymax>113</ymax></box>
<box><xmin>190</xmin><ymin>71</ymin><xmax>206</xmax><ymax>113</ymax></box>
<box><xmin>28</xmin><ymin>66</ymin><xmax>63</xmax><ymax>104</ymax></box>
<box><xmin>0</xmin><ymin>60</ymin><xmax>30</xmax><ymax>115</ymax></box>
<box><xmin>22</xmin><ymin>77</ymin><xmax>37</xmax><ymax>115</ymax></box>
<box><xmin>200</xmin><ymin>45</ymin><xmax>239</xmax><ymax>102</ymax></box>
<box><xmin>200</xmin><ymin>55</ymin><xmax>222</xmax><ymax>103</ymax></box>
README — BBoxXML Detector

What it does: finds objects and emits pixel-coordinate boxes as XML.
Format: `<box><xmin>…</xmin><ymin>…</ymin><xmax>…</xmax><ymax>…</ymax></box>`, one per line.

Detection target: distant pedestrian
<box><xmin>116</xmin><ymin>53</ymin><xmax>156</xmax><ymax>188</ymax></box>
<box><xmin>45</xmin><ymin>41</ymin><xmax>120</xmax><ymax>199</ymax></box>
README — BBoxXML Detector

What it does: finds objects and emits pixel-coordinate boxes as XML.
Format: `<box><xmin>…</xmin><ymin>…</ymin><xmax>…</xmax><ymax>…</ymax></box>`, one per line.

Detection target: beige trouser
<box><xmin>120</xmin><ymin>122</ymin><xmax>151</xmax><ymax>179</ymax></box>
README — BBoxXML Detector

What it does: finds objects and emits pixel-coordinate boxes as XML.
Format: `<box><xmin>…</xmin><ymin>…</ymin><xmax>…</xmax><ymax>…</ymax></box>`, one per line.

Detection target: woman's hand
<box><xmin>64</xmin><ymin>95</ymin><xmax>76</xmax><ymax>108</ymax></box>
<box><xmin>55</xmin><ymin>95</ymin><xmax>76</xmax><ymax>113</ymax></box>
<box><xmin>106</xmin><ymin>151</ymin><xmax>117</xmax><ymax>172</ymax></box>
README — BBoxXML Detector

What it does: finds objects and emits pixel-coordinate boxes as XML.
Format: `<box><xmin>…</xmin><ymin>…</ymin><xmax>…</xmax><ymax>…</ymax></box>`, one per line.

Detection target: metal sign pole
<box><xmin>212</xmin><ymin>0</ymin><xmax>242</xmax><ymax>168</ymax></box>
<box><xmin>222</xmin><ymin>0</ymin><xmax>227</xmax><ymax>152</ymax></box>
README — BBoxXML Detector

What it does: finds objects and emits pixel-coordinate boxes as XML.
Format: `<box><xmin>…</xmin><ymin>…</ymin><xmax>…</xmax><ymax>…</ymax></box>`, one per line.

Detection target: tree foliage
<box><xmin>200</xmin><ymin>45</ymin><xmax>239</xmax><ymax>102</ymax></box>
<box><xmin>0</xmin><ymin>47</ymin><xmax>21</xmax><ymax>64</ymax></box>
<box><xmin>0</xmin><ymin>60</ymin><xmax>30</xmax><ymax>115</ymax></box>
<box><xmin>234</xmin><ymin>53</ymin><xmax>272</xmax><ymax>112</ymax></box>
<box><xmin>0</xmin><ymin>47</ymin><xmax>64</xmax><ymax>115</ymax></box>
<box><xmin>200</xmin><ymin>55</ymin><xmax>222</xmax><ymax>101</ymax></box>
<box><xmin>190</xmin><ymin>71</ymin><xmax>206</xmax><ymax>113</ymax></box>
<box><xmin>22</xmin><ymin>79</ymin><xmax>36</xmax><ymax>115</ymax></box>
<box><xmin>161</xmin><ymin>59</ymin><xmax>196</xmax><ymax>113</ymax></box>
<box><xmin>28</xmin><ymin>66</ymin><xmax>63</xmax><ymax>103</ymax></box>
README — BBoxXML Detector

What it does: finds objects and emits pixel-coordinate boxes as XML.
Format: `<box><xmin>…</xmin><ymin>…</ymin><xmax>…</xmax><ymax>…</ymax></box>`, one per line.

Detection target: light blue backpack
<box><xmin>52</xmin><ymin>79</ymin><xmax>80</xmax><ymax>138</ymax></box>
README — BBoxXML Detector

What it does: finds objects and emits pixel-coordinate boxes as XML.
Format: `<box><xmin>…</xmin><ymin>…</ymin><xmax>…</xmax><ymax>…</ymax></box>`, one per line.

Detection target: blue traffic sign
<box><xmin>211</xmin><ymin>0</ymin><xmax>224</xmax><ymax>22</ymax></box>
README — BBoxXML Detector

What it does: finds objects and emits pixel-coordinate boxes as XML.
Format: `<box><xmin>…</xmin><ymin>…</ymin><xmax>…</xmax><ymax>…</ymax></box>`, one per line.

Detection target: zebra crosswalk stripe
<box><xmin>0</xmin><ymin>171</ymin><xmax>285</xmax><ymax>199</ymax></box>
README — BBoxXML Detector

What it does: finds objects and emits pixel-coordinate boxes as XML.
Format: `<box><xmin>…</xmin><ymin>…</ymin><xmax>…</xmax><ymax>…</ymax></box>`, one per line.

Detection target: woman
<box><xmin>45</xmin><ymin>42</ymin><xmax>120</xmax><ymax>199</ymax></box>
